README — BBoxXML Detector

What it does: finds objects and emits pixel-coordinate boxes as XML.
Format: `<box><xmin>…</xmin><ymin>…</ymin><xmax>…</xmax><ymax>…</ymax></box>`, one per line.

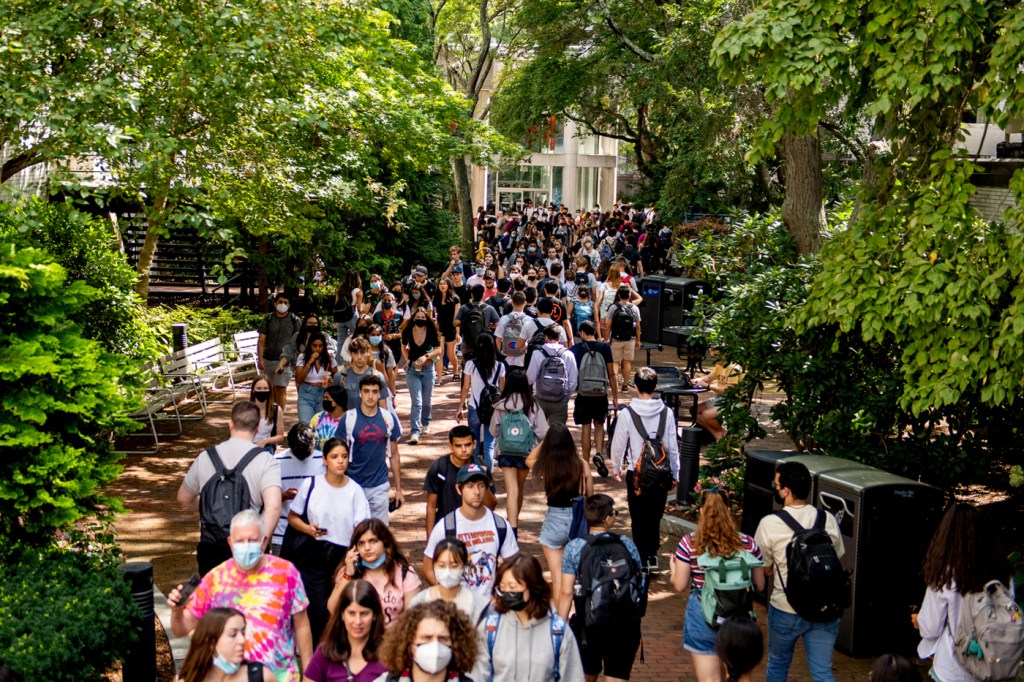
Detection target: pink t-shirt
<box><xmin>363</xmin><ymin>565</ymin><xmax>422</xmax><ymax>626</ymax></box>
<box><xmin>188</xmin><ymin>556</ymin><xmax>310</xmax><ymax>681</ymax></box>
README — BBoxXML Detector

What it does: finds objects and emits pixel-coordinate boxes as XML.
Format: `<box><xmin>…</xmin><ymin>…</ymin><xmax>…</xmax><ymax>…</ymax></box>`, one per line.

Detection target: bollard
<box><xmin>676</xmin><ymin>426</ymin><xmax>702</xmax><ymax>508</ymax></box>
<box><xmin>119</xmin><ymin>561</ymin><xmax>157</xmax><ymax>682</ymax></box>
<box><xmin>171</xmin><ymin>323</ymin><xmax>188</xmax><ymax>353</ymax></box>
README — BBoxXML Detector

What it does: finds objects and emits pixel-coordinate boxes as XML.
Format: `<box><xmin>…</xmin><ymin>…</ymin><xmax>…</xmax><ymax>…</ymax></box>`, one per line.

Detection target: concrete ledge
<box><xmin>154</xmin><ymin>586</ymin><xmax>191</xmax><ymax>674</ymax></box>
<box><xmin>661</xmin><ymin>493</ymin><xmax>698</xmax><ymax>537</ymax></box>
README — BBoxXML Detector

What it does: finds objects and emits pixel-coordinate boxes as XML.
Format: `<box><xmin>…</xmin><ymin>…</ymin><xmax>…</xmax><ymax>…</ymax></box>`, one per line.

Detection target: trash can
<box><xmin>776</xmin><ymin>454</ymin><xmax>874</xmax><ymax>506</ymax></box>
<box><xmin>816</xmin><ymin>468</ymin><xmax>944</xmax><ymax>657</ymax></box>
<box><xmin>676</xmin><ymin>426</ymin><xmax>702</xmax><ymax>507</ymax></box>
<box><xmin>661</xmin><ymin>278</ymin><xmax>705</xmax><ymax>330</ymax></box>
<box><xmin>639</xmin><ymin>275</ymin><xmax>669</xmax><ymax>344</ymax></box>
<box><xmin>741</xmin><ymin>450</ymin><xmax>792</xmax><ymax>536</ymax></box>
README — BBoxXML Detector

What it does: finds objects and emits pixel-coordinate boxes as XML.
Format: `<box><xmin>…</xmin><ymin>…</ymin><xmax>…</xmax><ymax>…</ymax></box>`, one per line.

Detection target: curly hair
<box><xmin>692</xmin><ymin>490</ymin><xmax>743</xmax><ymax>558</ymax></box>
<box><xmin>922</xmin><ymin>503</ymin><xmax>1010</xmax><ymax>594</ymax></box>
<box><xmin>377</xmin><ymin>601</ymin><xmax>478</xmax><ymax>674</ymax></box>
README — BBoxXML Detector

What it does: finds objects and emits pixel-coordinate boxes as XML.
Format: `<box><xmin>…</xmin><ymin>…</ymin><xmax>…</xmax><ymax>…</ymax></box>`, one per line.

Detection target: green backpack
<box><xmin>497</xmin><ymin>409</ymin><xmax>536</xmax><ymax>456</ymax></box>
<box><xmin>697</xmin><ymin>550</ymin><xmax>764</xmax><ymax>628</ymax></box>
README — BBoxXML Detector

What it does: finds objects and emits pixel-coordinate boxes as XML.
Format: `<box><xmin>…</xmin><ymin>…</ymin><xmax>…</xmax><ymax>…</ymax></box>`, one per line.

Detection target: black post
<box><xmin>172</xmin><ymin>323</ymin><xmax>188</xmax><ymax>353</ymax></box>
<box><xmin>677</xmin><ymin>426</ymin><xmax>702</xmax><ymax>508</ymax></box>
<box><xmin>119</xmin><ymin>561</ymin><xmax>156</xmax><ymax>682</ymax></box>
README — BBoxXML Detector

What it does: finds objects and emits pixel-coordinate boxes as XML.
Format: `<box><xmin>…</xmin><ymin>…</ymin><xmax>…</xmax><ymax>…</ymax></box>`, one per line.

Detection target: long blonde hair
<box><xmin>692</xmin><ymin>490</ymin><xmax>743</xmax><ymax>558</ymax></box>
<box><xmin>606</xmin><ymin>264</ymin><xmax>624</xmax><ymax>288</ymax></box>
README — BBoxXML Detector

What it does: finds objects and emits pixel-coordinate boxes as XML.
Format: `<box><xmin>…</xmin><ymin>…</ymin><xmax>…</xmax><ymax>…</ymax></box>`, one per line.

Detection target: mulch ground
<box><xmin>107</xmin><ymin>347</ymin><xmax>874</xmax><ymax>681</ymax></box>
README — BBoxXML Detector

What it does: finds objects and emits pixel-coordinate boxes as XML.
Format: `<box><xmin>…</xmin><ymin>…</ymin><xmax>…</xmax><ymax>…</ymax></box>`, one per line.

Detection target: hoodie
<box><xmin>471</xmin><ymin>611</ymin><xmax>585</xmax><ymax>682</ymax></box>
<box><xmin>610</xmin><ymin>397</ymin><xmax>680</xmax><ymax>479</ymax></box>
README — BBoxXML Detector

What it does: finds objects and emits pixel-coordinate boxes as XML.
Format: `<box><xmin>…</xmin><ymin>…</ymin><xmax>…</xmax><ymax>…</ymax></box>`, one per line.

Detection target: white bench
<box><xmin>114</xmin><ymin>363</ymin><xmax>187</xmax><ymax>454</ymax></box>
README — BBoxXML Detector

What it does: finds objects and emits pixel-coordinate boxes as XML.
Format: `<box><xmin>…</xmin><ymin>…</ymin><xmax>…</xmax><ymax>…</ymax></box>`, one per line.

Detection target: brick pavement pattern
<box><xmin>109</xmin><ymin>349</ymin><xmax>873</xmax><ymax>681</ymax></box>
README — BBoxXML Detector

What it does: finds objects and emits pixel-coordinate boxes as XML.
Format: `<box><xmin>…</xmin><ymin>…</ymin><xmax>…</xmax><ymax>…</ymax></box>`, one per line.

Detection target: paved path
<box><xmin>108</xmin><ymin>349</ymin><xmax>874</xmax><ymax>681</ymax></box>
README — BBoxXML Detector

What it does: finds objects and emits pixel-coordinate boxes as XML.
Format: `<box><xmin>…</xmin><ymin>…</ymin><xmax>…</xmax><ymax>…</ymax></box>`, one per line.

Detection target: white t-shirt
<box><xmin>272</xmin><ymin>448</ymin><xmax>325</xmax><ymax>543</ymax></box>
<box><xmin>495</xmin><ymin>311</ymin><xmax>530</xmax><ymax>367</ymax></box>
<box><xmin>425</xmin><ymin>509</ymin><xmax>519</xmax><ymax>599</ymax></box>
<box><xmin>295</xmin><ymin>355</ymin><xmax>338</xmax><ymax>386</ymax></box>
<box><xmin>519</xmin><ymin>317</ymin><xmax>567</xmax><ymax>345</ymax></box>
<box><xmin>464</xmin><ymin>360</ymin><xmax>506</xmax><ymax>408</ymax></box>
<box><xmin>291</xmin><ymin>474</ymin><xmax>371</xmax><ymax>547</ymax></box>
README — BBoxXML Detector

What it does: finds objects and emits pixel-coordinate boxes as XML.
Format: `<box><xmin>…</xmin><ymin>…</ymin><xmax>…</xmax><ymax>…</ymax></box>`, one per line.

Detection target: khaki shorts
<box><xmin>610</xmin><ymin>340</ymin><xmax>636</xmax><ymax>363</ymax></box>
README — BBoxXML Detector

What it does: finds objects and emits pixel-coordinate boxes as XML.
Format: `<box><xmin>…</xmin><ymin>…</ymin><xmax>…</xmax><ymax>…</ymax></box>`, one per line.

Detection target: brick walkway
<box><xmin>108</xmin><ymin>349</ymin><xmax>874</xmax><ymax>681</ymax></box>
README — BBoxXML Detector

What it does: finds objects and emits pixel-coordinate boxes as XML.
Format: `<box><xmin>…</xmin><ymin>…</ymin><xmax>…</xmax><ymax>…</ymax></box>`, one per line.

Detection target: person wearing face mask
<box><xmin>170</xmin><ymin>510</ymin><xmax>313</xmax><ymax>682</ymax></box>
<box><xmin>332</xmin><ymin>519</ymin><xmax>422</xmax><ymax>627</ymax></box>
<box><xmin>178</xmin><ymin>607</ymin><xmax>276</xmax><ymax>682</ymax></box>
<box><xmin>367</xmin><ymin>323</ymin><xmax>400</xmax><ymax>399</ymax></box>
<box><xmin>339</xmin><ymin>314</ymin><xmax>375</xmax><ymax>365</ymax></box>
<box><xmin>258</xmin><ymin>292</ymin><xmax>303</xmax><ymax>411</ymax></box>
<box><xmin>401</xmin><ymin>310</ymin><xmax>442</xmax><ymax>444</ymax></box>
<box><xmin>472</xmin><ymin>554</ymin><xmax>585</xmax><ymax>682</ymax></box>
<box><xmin>249</xmin><ymin>374</ymin><xmax>285</xmax><ymax>452</ymax></box>
<box><xmin>177</xmin><ymin>401</ymin><xmax>283</xmax><ymax>575</ymax></box>
<box><xmin>408</xmin><ymin>538</ymin><xmax>489</xmax><ymax>624</ymax></box>
<box><xmin>365</xmin><ymin>274</ymin><xmax>386</xmax><ymax>313</ymax></box>
<box><xmin>309</xmin><ymin>385</ymin><xmax>347</xmax><ymax>448</ymax></box>
<box><xmin>373</xmin><ymin>292</ymin><xmax>405</xmax><ymax>366</ymax></box>
<box><xmin>374</xmin><ymin>601</ymin><xmax>479</xmax><ymax>682</ymax></box>
<box><xmin>306</xmin><ymin>579</ymin><xmax>389</xmax><ymax>682</ymax></box>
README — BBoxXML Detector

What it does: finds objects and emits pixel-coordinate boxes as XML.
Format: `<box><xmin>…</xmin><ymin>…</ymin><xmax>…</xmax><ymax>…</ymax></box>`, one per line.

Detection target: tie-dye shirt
<box><xmin>188</xmin><ymin>555</ymin><xmax>310</xmax><ymax>681</ymax></box>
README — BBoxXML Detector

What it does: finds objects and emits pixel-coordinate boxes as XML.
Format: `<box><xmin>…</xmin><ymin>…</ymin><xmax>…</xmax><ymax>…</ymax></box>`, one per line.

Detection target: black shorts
<box><xmin>573</xmin><ymin>395</ymin><xmax>609</xmax><ymax>425</ymax></box>
<box><xmin>574</xmin><ymin>619</ymin><xmax>641</xmax><ymax>679</ymax></box>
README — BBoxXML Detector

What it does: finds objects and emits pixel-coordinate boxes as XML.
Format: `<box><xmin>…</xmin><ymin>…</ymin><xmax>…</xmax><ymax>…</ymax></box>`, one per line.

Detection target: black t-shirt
<box><xmin>402</xmin><ymin>326</ymin><xmax>440</xmax><ymax>363</ymax></box>
<box><xmin>434</xmin><ymin>293</ymin><xmax>461</xmax><ymax>331</ymax></box>
<box><xmin>423</xmin><ymin>455</ymin><xmax>464</xmax><ymax>521</ymax></box>
<box><xmin>570</xmin><ymin>339</ymin><xmax>614</xmax><ymax>368</ymax></box>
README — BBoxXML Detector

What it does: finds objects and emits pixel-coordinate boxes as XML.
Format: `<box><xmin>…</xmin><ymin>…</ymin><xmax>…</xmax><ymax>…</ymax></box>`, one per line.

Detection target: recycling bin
<box><xmin>661</xmin><ymin>277</ymin><xmax>709</xmax><ymax>330</ymax></box>
<box><xmin>638</xmin><ymin>275</ymin><xmax>670</xmax><ymax>344</ymax></box>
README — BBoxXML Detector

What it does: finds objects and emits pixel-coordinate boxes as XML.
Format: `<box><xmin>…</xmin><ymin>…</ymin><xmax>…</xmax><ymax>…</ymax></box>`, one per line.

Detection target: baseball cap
<box><xmin>456</xmin><ymin>463</ymin><xmax>490</xmax><ymax>484</ymax></box>
<box><xmin>414</xmin><ymin>266</ymin><xmax>428</xmax><ymax>276</ymax></box>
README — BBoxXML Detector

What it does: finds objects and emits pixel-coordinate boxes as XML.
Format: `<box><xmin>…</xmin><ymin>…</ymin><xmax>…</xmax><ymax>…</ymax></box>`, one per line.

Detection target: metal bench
<box><xmin>114</xmin><ymin>363</ymin><xmax>186</xmax><ymax>454</ymax></box>
<box><xmin>159</xmin><ymin>337</ymin><xmax>253</xmax><ymax>409</ymax></box>
<box><xmin>232</xmin><ymin>331</ymin><xmax>260</xmax><ymax>376</ymax></box>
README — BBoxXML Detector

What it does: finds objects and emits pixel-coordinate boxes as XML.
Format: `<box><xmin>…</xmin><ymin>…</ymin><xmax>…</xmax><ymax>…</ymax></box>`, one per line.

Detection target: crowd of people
<box><xmin>156</xmin><ymin>201</ymin><xmax>1019</xmax><ymax>682</ymax></box>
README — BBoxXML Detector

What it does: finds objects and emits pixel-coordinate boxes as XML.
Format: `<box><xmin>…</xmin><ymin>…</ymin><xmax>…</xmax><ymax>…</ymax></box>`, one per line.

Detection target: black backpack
<box><xmin>774</xmin><ymin>509</ymin><xmax>851</xmax><ymax>622</ymax></box>
<box><xmin>610</xmin><ymin>303</ymin><xmax>636</xmax><ymax>341</ymax></box>
<box><xmin>199</xmin><ymin>446</ymin><xmax>265</xmax><ymax>545</ymax></box>
<box><xmin>461</xmin><ymin>303</ymin><xmax>487</xmax><ymax>359</ymax></box>
<box><xmin>333</xmin><ymin>294</ymin><xmax>354</xmax><ymax>324</ymax></box>
<box><xmin>574</xmin><ymin>532</ymin><xmax>646</xmax><ymax>628</ymax></box>
<box><xmin>476</xmin><ymin>364</ymin><xmax>502</xmax><ymax>430</ymax></box>
<box><xmin>625</xmin><ymin>407</ymin><xmax>674</xmax><ymax>496</ymax></box>
<box><xmin>524</xmin><ymin>321</ymin><xmax>552</xmax><ymax>368</ymax></box>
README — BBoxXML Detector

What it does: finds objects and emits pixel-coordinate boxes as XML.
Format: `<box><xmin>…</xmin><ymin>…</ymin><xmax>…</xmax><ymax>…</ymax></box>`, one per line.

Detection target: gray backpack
<box><xmin>536</xmin><ymin>347</ymin><xmax>569</xmax><ymax>402</ymax></box>
<box><xmin>952</xmin><ymin>580</ymin><xmax>1024</xmax><ymax>682</ymax></box>
<box><xmin>577</xmin><ymin>342</ymin><xmax>609</xmax><ymax>397</ymax></box>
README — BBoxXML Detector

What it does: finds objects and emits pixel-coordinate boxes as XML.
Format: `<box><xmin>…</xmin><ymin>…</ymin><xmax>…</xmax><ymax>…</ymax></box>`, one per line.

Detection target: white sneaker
<box><xmin>409</xmin><ymin>433</ymin><xmax>420</xmax><ymax>445</ymax></box>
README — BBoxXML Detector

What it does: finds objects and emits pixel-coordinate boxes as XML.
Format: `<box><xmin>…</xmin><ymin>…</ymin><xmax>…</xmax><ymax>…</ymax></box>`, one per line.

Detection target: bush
<box><xmin>135</xmin><ymin>304</ymin><xmax>265</xmax><ymax>359</ymax></box>
<box><xmin>0</xmin><ymin>548</ymin><xmax>138</xmax><ymax>681</ymax></box>
<box><xmin>0</xmin><ymin>240</ymin><xmax>139</xmax><ymax>549</ymax></box>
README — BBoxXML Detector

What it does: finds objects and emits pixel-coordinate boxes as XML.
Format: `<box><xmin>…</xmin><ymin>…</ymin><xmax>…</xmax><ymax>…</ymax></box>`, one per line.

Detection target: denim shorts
<box><xmin>539</xmin><ymin>506</ymin><xmax>573</xmax><ymax>549</ymax></box>
<box><xmin>682</xmin><ymin>589</ymin><xmax>717</xmax><ymax>655</ymax></box>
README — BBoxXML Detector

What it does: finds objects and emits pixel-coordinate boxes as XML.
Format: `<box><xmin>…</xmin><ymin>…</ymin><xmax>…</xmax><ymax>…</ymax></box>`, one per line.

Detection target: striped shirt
<box><xmin>674</xmin><ymin>532</ymin><xmax>762</xmax><ymax>589</ymax></box>
<box><xmin>272</xmin><ymin>448</ymin><xmax>324</xmax><ymax>543</ymax></box>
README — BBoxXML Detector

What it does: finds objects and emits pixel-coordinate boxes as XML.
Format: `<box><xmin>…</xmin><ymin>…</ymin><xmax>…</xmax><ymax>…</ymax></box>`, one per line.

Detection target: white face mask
<box><xmin>435</xmin><ymin>567</ymin><xmax>464</xmax><ymax>589</ymax></box>
<box><xmin>276</xmin><ymin>302</ymin><xmax>289</xmax><ymax>314</ymax></box>
<box><xmin>413</xmin><ymin>641</ymin><xmax>452</xmax><ymax>674</ymax></box>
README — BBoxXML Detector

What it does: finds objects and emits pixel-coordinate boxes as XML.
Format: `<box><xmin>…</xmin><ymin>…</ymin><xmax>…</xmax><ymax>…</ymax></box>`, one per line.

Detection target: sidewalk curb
<box><xmin>661</xmin><ymin>493</ymin><xmax>698</xmax><ymax>537</ymax></box>
<box><xmin>154</xmin><ymin>586</ymin><xmax>190</xmax><ymax>674</ymax></box>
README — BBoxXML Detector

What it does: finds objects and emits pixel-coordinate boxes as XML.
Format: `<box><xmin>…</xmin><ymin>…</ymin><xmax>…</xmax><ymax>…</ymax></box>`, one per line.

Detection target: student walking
<box><xmin>401</xmin><ymin>308</ymin><xmax>441</xmax><ymax>444</ymax></box>
<box><xmin>456</xmin><ymin>334</ymin><xmax>506</xmax><ymax>469</ymax></box>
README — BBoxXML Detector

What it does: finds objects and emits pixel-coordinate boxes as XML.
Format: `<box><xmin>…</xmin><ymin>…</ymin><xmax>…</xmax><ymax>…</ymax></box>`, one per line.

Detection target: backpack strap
<box><xmin>485</xmin><ymin>611</ymin><xmax>501</xmax><ymax>682</ymax></box>
<box><xmin>344</xmin><ymin>410</ymin><xmax>357</xmax><ymax>452</ymax></box>
<box><xmin>233</xmin><ymin>447</ymin><xmax>266</xmax><ymax>476</ymax></box>
<box><xmin>300</xmin><ymin>475</ymin><xmax>316</xmax><ymax>520</ymax></box>
<box><xmin>270</xmin><ymin>404</ymin><xmax>278</xmax><ymax>437</ymax></box>
<box><xmin>655</xmin><ymin>406</ymin><xmax>668</xmax><ymax>438</ymax></box>
<box><xmin>624</xmin><ymin>406</ymin><xmax>653</xmax><ymax>440</ymax></box>
<box><xmin>773</xmin><ymin>509</ymin><xmax>806</xmax><ymax>533</ymax></box>
<box><xmin>550</xmin><ymin>611</ymin><xmax>566</xmax><ymax>682</ymax></box>
<box><xmin>812</xmin><ymin>507</ymin><xmax>826</xmax><ymax>531</ymax></box>
<box><xmin>443</xmin><ymin>511</ymin><xmax>458</xmax><ymax>540</ymax></box>
<box><xmin>492</xmin><ymin>511</ymin><xmax>508</xmax><ymax>551</ymax></box>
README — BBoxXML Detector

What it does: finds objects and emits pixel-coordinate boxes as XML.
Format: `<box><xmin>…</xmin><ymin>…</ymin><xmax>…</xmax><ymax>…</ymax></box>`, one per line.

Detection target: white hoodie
<box><xmin>610</xmin><ymin>397</ymin><xmax>680</xmax><ymax>479</ymax></box>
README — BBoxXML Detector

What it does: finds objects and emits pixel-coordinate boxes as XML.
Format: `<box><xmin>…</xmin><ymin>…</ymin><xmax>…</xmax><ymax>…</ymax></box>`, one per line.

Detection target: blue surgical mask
<box><xmin>361</xmin><ymin>554</ymin><xmax>387</xmax><ymax>570</ymax></box>
<box><xmin>476</xmin><ymin>268</ymin><xmax>485</xmax><ymax>276</ymax></box>
<box><xmin>232</xmin><ymin>541</ymin><xmax>262</xmax><ymax>570</ymax></box>
<box><xmin>371</xmin><ymin>281</ymin><xmax>381</xmax><ymax>291</ymax></box>
<box><xmin>213</xmin><ymin>653</ymin><xmax>241</xmax><ymax>675</ymax></box>
<box><xmin>369</xmin><ymin>335</ymin><xmax>383</xmax><ymax>346</ymax></box>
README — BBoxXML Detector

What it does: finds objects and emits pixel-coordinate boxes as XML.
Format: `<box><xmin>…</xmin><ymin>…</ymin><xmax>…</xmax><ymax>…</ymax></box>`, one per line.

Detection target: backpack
<box><xmin>443</xmin><ymin>509</ymin><xmax>508</xmax><ymax>551</ymax></box>
<box><xmin>577</xmin><ymin>342</ymin><xmax>609</xmax><ymax>397</ymax></box>
<box><xmin>536</xmin><ymin>347</ymin><xmax>570</xmax><ymax>402</ymax></box>
<box><xmin>500</xmin><ymin>312</ymin><xmax>528</xmax><ymax>358</ymax></box>
<box><xmin>599</xmin><ymin>241</ymin><xmax>614</xmax><ymax>262</ymax></box>
<box><xmin>574</xmin><ymin>533</ymin><xmax>646</xmax><ymax>628</ymax></box>
<box><xmin>199</xmin><ymin>447</ymin><xmax>265</xmax><ymax>545</ymax></box>
<box><xmin>952</xmin><ymin>580</ymin><xmax>1024</xmax><ymax>682</ymax></box>
<box><xmin>697</xmin><ymin>550</ymin><xmax>764</xmax><ymax>628</ymax></box>
<box><xmin>485</xmin><ymin>610</ymin><xmax>566</xmax><ymax>682</ymax></box>
<box><xmin>610</xmin><ymin>303</ymin><xmax>636</xmax><ymax>341</ymax></box>
<box><xmin>487</xmin><ymin>294</ymin><xmax>507</xmax><ymax>314</ymax></box>
<box><xmin>774</xmin><ymin>509</ymin><xmax>851</xmax><ymax>623</ymax></box>
<box><xmin>573</xmin><ymin>300</ymin><xmax>594</xmax><ymax>328</ymax></box>
<box><xmin>460</xmin><ymin>303</ymin><xmax>487</xmax><ymax>359</ymax></box>
<box><xmin>333</xmin><ymin>292</ymin><xmax>354</xmax><ymax>324</ymax></box>
<box><xmin>497</xmin><ymin>409</ymin><xmax>537</xmax><ymax>456</ymax></box>
<box><xmin>625</xmin><ymin>406</ymin><xmax>674</xmax><ymax>496</ymax></box>
<box><xmin>524</xmin><ymin>320</ymin><xmax>552</xmax><ymax>367</ymax></box>
<box><xmin>476</xmin><ymin>364</ymin><xmax>502</xmax><ymax>428</ymax></box>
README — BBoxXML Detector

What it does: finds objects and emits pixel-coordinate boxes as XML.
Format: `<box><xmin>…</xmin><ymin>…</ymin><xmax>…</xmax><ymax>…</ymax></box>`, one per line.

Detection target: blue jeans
<box><xmin>467</xmin><ymin>404</ymin><xmax>494</xmax><ymax>470</ymax></box>
<box><xmin>297</xmin><ymin>383</ymin><xmax>324</xmax><ymax>425</ymax></box>
<box><xmin>406</xmin><ymin>363</ymin><xmax>434</xmax><ymax>435</ymax></box>
<box><xmin>766</xmin><ymin>605</ymin><xmax>841</xmax><ymax>682</ymax></box>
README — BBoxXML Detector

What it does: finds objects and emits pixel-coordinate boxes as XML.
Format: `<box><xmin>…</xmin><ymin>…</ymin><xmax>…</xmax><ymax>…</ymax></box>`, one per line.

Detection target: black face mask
<box><xmin>772</xmin><ymin>486</ymin><xmax>785</xmax><ymax>505</ymax></box>
<box><xmin>253</xmin><ymin>391</ymin><xmax>271</xmax><ymax>403</ymax></box>
<box><xmin>323</xmin><ymin>400</ymin><xmax>335</xmax><ymax>413</ymax></box>
<box><xmin>414</xmin><ymin>319</ymin><xmax>427</xmax><ymax>328</ymax></box>
<box><xmin>305</xmin><ymin>325</ymin><xmax>319</xmax><ymax>336</ymax></box>
<box><xmin>382</xmin><ymin>301</ymin><xmax>394</xmax><ymax>310</ymax></box>
<box><xmin>355</xmin><ymin>325</ymin><xmax>370</xmax><ymax>337</ymax></box>
<box><xmin>499</xmin><ymin>590</ymin><xmax>529</xmax><ymax>612</ymax></box>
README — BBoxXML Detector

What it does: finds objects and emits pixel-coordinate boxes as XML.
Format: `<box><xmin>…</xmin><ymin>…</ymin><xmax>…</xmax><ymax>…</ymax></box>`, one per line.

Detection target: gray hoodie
<box><xmin>610</xmin><ymin>397</ymin><xmax>680</xmax><ymax>479</ymax></box>
<box><xmin>471</xmin><ymin>611</ymin><xmax>585</xmax><ymax>682</ymax></box>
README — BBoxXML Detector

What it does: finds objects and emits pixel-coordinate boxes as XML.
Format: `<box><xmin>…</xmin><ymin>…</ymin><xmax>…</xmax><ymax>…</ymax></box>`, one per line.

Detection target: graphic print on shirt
<box><xmin>459</xmin><ymin>529</ymin><xmax>498</xmax><ymax>590</ymax></box>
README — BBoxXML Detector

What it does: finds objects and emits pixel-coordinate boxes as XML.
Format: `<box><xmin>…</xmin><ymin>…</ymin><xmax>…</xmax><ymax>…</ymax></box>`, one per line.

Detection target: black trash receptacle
<box><xmin>676</xmin><ymin>426</ymin><xmax>702</xmax><ymax>507</ymax></box>
<box><xmin>639</xmin><ymin>276</ymin><xmax>669</xmax><ymax>344</ymax></box>
<box><xmin>661</xmin><ymin>277</ymin><xmax>700</xmax><ymax>330</ymax></box>
<box><xmin>741</xmin><ymin>449</ymin><xmax>792</xmax><ymax>536</ymax></box>
<box><xmin>816</xmin><ymin>468</ymin><xmax>944</xmax><ymax>658</ymax></box>
<box><xmin>119</xmin><ymin>561</ymin><xmax>156</xmax><ymax>682</ymax></box>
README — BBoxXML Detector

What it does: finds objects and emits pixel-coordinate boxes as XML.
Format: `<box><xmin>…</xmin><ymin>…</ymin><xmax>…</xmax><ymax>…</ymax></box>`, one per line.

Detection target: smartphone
<box><xmin>389</xmin><ymin>498</ymin><xmax>403</xmax><ymax>513</ymax></box>
<box><xmin>177</xmin><ymin>575</ymin><xmax>201</xmax><ymax>606</ymax></box>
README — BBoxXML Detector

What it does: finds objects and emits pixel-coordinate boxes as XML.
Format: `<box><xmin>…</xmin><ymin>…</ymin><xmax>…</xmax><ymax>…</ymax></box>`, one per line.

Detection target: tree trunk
<box><xmin>133</xmin><ymin>190</ymin><xmax>170</xmax><ymax>301</ymax></box>
<box><xmin>781</xmin><ymin>133</ymin><xmax>826</xmax><ymax>255</ymax></box>
<box><xmin>451</xmin><ymin>155</ymin><xmax>474</xmax><ymax>251</ymax></box>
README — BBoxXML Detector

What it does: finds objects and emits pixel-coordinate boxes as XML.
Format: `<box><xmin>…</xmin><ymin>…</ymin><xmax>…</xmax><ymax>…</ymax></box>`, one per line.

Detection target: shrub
<box><xmin>0</xmin><ymin>240</ymin><xmax>139</xmax><ymax>550</ymax></box>
<box><xmin>135</xmin><ymin>304</ymin><xmax>265</xmax><ymax>359</ymax></box>
<box><xmin>0</xmin><ymin>548</ymin><xmax>138</xmax><ymax>681</ymax></box>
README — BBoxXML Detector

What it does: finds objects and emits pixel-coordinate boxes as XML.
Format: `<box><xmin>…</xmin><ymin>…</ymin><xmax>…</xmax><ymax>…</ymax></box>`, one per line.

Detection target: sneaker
<box><xmin>592</xmin><ymin>454</ymin><xmax>609</xmax><ymax>477</ymax></box>
<box><xmin>422</xmin><ymin>423</ymin><xmax>431</xmax><ymax>435</ymax></box>
<box><xmin>646</xmin><ymin>556</ymin><xmax>660</xmax><ymax>572</ymax></box>
<box><xmin>409</xmin><ymin>433</ymin><xmax>420</xmax><ymax>445</ymax></box>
